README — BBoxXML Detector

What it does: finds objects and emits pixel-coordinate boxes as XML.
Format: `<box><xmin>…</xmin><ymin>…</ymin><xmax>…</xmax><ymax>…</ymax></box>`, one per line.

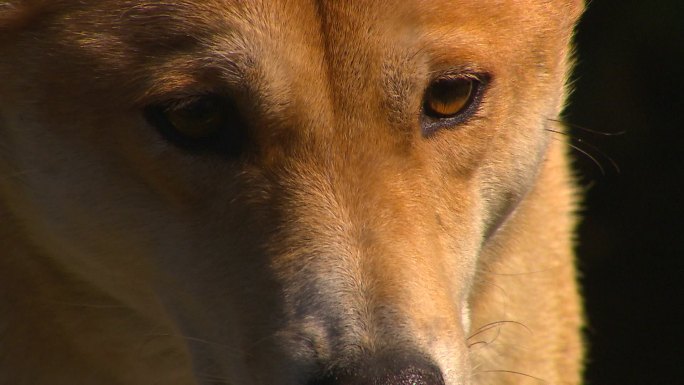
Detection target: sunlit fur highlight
<box><xmin>1</xmin><ymin>1</ymin><xmax>584</xmax><ymax>384</ymax></box>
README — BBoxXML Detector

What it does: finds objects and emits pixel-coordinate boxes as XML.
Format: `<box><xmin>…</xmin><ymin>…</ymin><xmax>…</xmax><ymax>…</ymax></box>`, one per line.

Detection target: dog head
<box><xmin>0</xmin><ymin>1</ymin><xmax>583</xmax><ymax>384</ymax></box>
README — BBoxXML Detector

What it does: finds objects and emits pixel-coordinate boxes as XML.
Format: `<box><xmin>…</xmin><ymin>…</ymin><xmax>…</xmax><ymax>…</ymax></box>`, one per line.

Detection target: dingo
<box><xmin>0</xmin><ymin>1</ymin><xmax>584</xmax><ymax>384</ymax></box>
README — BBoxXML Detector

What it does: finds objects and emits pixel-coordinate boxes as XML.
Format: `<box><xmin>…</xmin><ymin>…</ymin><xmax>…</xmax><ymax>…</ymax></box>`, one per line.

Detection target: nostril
<box><xmin>308</xmin><ymin>359</ymin><xmax>445</xmax><ymax>385</ymax></box>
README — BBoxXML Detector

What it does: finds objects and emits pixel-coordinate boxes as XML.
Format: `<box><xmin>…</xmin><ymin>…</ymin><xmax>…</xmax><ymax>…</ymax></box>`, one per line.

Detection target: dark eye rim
<box><xmin>420</xmin><ymin>72</ymin><xmax>490</xmax><ymax>137</ymax></box>
<box><xmin>143</xmin><ymin>94</ymin><xmax>247</xmax><ymax>156</ymax></box>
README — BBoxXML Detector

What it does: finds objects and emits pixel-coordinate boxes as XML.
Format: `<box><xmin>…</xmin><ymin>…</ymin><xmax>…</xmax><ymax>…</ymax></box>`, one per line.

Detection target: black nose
<box><xmin>307</xmin><ymin>356</ymin><xmax>445</xmax><ymax>385</ymax></box>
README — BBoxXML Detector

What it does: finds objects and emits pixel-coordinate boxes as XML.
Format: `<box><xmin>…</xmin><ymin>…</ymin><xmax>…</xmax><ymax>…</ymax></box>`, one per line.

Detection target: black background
<box><xmin>567</xmin><ymin>1</ymin><xmax>683</xmax><ymax>384</ymax></box>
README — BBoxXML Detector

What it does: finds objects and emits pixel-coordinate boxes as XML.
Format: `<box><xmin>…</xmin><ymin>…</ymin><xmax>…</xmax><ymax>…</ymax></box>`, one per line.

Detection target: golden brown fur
<box><xmin>0</xmin><ymin>1</ymin><xmax>584</xmax><ymax>384</ymax></box>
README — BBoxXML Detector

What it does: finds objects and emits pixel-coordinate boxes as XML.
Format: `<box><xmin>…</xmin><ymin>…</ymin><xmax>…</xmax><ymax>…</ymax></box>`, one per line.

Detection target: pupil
<box><xmin>184</xmin><ymin>98</ymin><xmax>219</xmax><ymax>122</ymax></box>
<box><xmin>431</xmin><ymin>78</ymin><xmax>471</xmax><ymax>105</ymax></box>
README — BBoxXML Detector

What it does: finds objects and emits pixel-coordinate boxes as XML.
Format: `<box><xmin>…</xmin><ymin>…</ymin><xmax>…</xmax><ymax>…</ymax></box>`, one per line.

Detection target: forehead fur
<box><xmin>1</xmin><ymin>0</ymin><xmax>584</xmax><ymax>64</ymax></box>
<box><xmin>1</xmin><ymin>0</ymin><xmax>583</xmax><ymax>115</ymax></box>
<box><xmin>1</xmin><ymin>0</ymin><xmax>583</xmax><ymax>30</ymax></box>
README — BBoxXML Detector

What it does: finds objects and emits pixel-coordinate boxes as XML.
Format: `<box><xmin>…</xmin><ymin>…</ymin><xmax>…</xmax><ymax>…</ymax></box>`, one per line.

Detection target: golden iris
<box><xmin>424</xmin><ymin>76</ymin><xmax>475</xmax><ymax>118</ymax></box>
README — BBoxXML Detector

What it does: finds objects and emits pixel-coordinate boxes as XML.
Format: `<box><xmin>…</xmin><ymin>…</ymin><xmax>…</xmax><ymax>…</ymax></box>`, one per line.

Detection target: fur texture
<box><xmin>0</xmin><ymin>1</ymin><xmax>584</xmax><ymax>384</ymax></box>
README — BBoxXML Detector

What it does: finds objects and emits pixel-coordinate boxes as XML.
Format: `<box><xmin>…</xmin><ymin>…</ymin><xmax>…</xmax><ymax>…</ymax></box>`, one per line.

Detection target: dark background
<box><xmin>567</xmin><ymin>1</ymin><xmax>683</xmax><ymax>384</ymax></box>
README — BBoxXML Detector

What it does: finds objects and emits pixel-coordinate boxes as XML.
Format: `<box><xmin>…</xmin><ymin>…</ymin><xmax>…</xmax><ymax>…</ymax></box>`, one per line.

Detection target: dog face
<box><xmin>0</xmin><ymin>1</ymin><xmax>583</xmax><ymax>384</ymax></box>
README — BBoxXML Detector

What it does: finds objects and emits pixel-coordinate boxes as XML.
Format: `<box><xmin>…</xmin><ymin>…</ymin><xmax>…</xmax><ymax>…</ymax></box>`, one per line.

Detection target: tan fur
<box><xmin>0</xmin><ymin>1</ymin><xmax>584</xmax><ymax>384</ymax></box>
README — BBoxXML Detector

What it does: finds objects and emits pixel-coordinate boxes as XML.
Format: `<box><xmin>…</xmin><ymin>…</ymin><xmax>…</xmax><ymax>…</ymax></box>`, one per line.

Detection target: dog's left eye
<box><xmin>144</xmin><ymin>95</ymin><xmax>247</xmax><ymax>157</ymax></box>
<box><xmin>421</xmin><ymin>74</ymin><xmax>487</xmax><ymax>136</ymax></box>
<box><xmin>163</xmin><ymin>97</ymin><xmax>225</xmax><ymax>139</ymax></box>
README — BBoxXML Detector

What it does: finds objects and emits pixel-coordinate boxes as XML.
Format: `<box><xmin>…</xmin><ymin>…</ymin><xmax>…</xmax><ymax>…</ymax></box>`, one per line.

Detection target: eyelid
<box><xmin>434</xmin><ymin>72</ymin><xmax>482</xmax><ymax>82</ymax></box>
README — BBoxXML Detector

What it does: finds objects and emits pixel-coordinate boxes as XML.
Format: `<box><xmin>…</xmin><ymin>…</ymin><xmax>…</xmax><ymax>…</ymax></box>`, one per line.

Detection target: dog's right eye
<box><xmin>144</xmin><ymin>95</ymin><xmax>247</xmax><ymax>157</ymax></box>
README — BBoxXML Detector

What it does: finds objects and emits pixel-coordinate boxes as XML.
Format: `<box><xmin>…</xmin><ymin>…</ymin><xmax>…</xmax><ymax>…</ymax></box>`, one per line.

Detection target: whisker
<box><xmin>482</xmin><ymin>266</ymin><xmax>561</xmax><ymax>277</ymax></box>
<box><xmin>467</xmin><ymin>320</ymin><xmax>532</xmax><ymax>341</ymax></box>
<box><xmin>546</xmin><ymin>127</ymin><xmax>621</xmax><ymax>174</ymax></box>
<box><xmin>546</xmin><ymin>117</ymin><xmax>623</xmax><ymax>175</ymax></box>
<box><xmin>182</xmin><ymin>336</ymin><xmax>239</xmax><ymax>350</ymax></box>
<box><xmin>467</xmin><ymin>340</ymin><xmax>490</xmax><ymax>348</ymax></box>
<box><xmin>44</xmin><ymin>299</ymin><xmax>128</xmax><ymax>309</ymax></box>
<box><xmin>475</xmin><ymin>369</ymin><xmax>547</xmax><ymax>383</ymax></box>
<box><xmin>143</xmin><ymin>333</ymin><xmax>242</xmax><ymax>357</ymax></box>
<box><xmin>566</xmin><ymin>139</ymin><xmax>610</xmax><ymax>175</ymax></box>
<box><xmin>467</xmin><ymin>322</ymin><xmax>506</xmax><ymax>340</ymax></box>
<box><xmin>197</xmin><ymin>373</ymin><xmax>233</xmax><ymax>385</ymax></box>
<box><xmin>549</xmin><ymin>136</ymin><xmax>608</xmax><ymax>176</ymax></box>
<box><xmin>243</xmin><ymin>332</ymin><xmax>282</xmax><ymax>355</ymax></box>
<box><xmin>547</xmin><ymin>117</ymin><xmax>625</xmax><ymax>136</ymax></box>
